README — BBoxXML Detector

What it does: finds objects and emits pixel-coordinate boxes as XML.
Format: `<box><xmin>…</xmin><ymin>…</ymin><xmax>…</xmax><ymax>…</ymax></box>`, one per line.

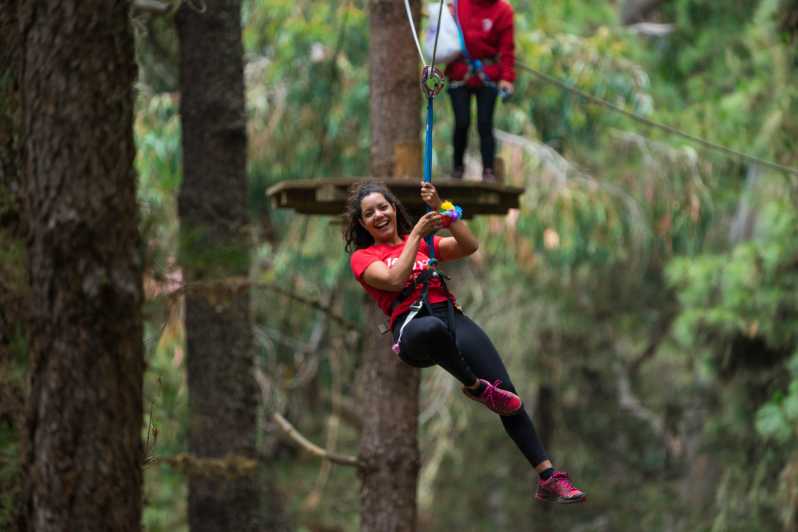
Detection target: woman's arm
<box><xmin>419</xmin><ymin>182</ymin><xmax>479</xmax><ymax>261</ymax></box>
<box><xmin>438</xmin><ymin>217</ymin><xmax>479</xmax><ymax>261</ymax></box>
<box><xmin>361</xmin><ymin>212</ymin><xmax>441</xmax><ymax>291</ymax></box>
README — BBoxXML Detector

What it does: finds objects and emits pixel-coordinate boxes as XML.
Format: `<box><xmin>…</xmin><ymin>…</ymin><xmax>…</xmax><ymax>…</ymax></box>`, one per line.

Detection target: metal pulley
<box><xmin>421</xmin><ymin>65</ymin><xmax>446</xmax><ymax>98</ymax></box>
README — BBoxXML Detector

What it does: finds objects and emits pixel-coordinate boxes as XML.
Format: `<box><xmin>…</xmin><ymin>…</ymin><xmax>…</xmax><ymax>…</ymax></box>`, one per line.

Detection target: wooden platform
<box><xmin>267</xmin><ymin>178</ymin><xmax>524</xmax><ymax>219</ymax></box>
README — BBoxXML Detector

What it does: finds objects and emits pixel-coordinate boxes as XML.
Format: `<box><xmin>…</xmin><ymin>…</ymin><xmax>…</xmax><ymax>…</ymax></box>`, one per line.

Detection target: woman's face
<box><xmin>359</xmin><ymin>192</ymin><xmax>398</xmax><ymax>243</ymax></box>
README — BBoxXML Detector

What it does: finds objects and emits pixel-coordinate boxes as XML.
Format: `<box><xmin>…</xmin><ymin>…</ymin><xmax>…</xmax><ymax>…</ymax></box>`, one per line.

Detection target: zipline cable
<box><xmin>515</xmin><ymin>60</ymin><xmax>798</xmax><ymax>177</ymax></box>
<box><xmin>399</xmin><ymin>3</ymin><xmax>795</xmax><ymax>176</ymax></box>
<box><xmin>402</xmin><ymin>0</ymin><xmax>426</xmax><ymax>64</ymax></box>
<box><xmin>430</xmin><ymin>0</ymin><xmax>446</xmax><ymax>66</ymax></box>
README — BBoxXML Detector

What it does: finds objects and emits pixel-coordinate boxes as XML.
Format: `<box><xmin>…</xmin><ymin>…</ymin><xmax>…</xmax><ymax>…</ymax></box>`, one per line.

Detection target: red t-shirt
<box><xmin>350</xmin><ymin>236</ymin><xmax>455</xmax><ymax>328</ymax></box>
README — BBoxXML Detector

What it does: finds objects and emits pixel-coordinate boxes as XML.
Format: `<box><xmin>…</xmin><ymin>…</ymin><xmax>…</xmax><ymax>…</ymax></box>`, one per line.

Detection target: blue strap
<box><xmin>423</xmin><ymin>96</ymin><xmax>436</xmax><ymax>263</ymax></box>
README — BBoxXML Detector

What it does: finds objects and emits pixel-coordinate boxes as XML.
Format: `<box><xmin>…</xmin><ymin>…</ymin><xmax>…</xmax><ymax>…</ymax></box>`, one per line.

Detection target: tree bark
<box><xmin>358</xmin><ymin>305</ymin><xmax>421</xmax><ymax>532</ymax></box>
<box><xmin>19</xmin><ymin>1</ymin><xmax>143</xmax><ymax>530</ymax></box>
<box><xmin>359</xmin><ymin>2</ymin><xmax>422</xmax><ymax>531</ymax></box>
<box><xmin>0</xmin><ymin>2</ymin><xmax>28</xmax><ymax>530</ymax></box>
<box><xmin>369</xmin><ymin>0</ymin><xmax>424</xmax><ymax>178</ymax></box>
<box><xmin>175</xmin><ymin>1</ymin><xmax>263</xmax><ymax>530</ymax></box>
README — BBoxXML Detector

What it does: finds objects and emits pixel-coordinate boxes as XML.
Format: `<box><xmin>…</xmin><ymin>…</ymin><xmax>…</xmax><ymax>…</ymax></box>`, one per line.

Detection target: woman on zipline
<box><xmin>344</xmin><ymin>180</ymin><xmax>586</xmax><ymax>504</ymax></box>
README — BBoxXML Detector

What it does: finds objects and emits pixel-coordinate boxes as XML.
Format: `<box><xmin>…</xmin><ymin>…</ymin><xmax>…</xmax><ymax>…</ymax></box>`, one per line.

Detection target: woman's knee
<box><xmin>398</xmin><ymin>318</ymin><xmax>449</xmax><ymax>367</ymax></box>
<box><xmin>454</xmin><ymin>116</ymin><xmax>471</xmax><ymax>132</ymax></box>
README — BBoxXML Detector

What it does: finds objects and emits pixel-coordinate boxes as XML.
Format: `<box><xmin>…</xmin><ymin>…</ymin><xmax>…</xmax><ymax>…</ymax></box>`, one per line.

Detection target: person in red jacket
<box><xmin>343</xmin><ymin>180</ymin><xmax>587</xmax><ymax>504</ymax></box>
<box><xmin>446</xmin><ymin>0</ymin><xmax>515</xmax><ymax>182</ymax></box>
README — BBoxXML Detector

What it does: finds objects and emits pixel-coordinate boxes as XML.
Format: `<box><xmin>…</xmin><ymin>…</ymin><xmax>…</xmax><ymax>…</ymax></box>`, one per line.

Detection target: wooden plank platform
<box><xmin>266</xmin><ymin>178</ymin><xmax>524</xmax><ymax>219</ymax></box>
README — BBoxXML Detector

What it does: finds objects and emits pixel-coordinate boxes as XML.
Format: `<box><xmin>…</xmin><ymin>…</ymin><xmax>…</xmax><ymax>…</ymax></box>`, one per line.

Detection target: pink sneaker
<box><xmin>535</xmin><ymin>471</ymin><xmax>586</xmax><ymax>504</ymax></box>
<box><xmin>462</xmin><ymin>379</ymin><xmax>522</xmax><ymax>416</ymax></box>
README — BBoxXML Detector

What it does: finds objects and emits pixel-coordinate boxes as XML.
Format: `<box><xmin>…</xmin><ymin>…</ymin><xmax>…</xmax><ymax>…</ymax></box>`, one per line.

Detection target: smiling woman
<box><xmin>342</xmin><ymin>179</ymin><xmax>586</xmax><ymax>505</ymax></box>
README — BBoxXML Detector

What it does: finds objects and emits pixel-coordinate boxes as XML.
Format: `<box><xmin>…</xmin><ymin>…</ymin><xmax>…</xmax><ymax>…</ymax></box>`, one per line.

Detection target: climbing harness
<box><xmin>390</xmin><ymin>266</ymin><xmax>458</xmax><ymax>354</ymax></box>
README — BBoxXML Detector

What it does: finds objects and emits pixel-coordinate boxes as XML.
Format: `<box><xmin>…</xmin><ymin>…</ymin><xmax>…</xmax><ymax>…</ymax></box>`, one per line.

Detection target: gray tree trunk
<box><xmin>18</xmin><ymin>1</ymin><xmax>143</xmax><ymax>530</ymax></box>
<box><xmin>175</xmin><ymin>1</ymin><xmax>262</xmax><ymax>530</ymax></box>
<box><xmin>359</xmin><ymin>1</ymin><xmax>422</xmax><ymax>531</ymax></box>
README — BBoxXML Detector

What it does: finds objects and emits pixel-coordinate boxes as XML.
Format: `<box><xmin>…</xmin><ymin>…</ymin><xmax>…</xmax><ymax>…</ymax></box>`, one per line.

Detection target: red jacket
<box><xmin>445</xmin><ymin>0</ymin><xmax>516</xmax><ymax>88</ymax></box>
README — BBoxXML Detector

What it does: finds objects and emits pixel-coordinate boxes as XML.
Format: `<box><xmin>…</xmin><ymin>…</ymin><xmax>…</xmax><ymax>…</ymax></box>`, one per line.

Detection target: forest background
<box><xmin>2</xmin><ymin>0</ymin><xmax>798</xmax><ymax>531</ymax></box>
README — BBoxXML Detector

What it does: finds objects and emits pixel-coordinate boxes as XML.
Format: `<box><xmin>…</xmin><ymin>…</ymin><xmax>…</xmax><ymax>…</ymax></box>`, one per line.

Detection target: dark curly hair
<box><xmin>343</xmin><ymin>180</ymin><xmax>414</xmax><ymax>253</ymax></box>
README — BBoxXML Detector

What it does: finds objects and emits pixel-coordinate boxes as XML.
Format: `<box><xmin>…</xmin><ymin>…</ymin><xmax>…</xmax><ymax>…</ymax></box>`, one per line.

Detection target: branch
<box><xmin>272</xmin><ymin>413</ymin><xmax>359</xmax><ymax>467</ymax></box>
<box><xmin>321</xmin><ymin>389</ymin><xmax>363</xmax><ymax>430</ymax></box>
<box><xmin>628</xmin><ymin>22</ymin><xmax>674</xmax><ymax>36</ymax></box>
<box><xmin>628</xmin><ymin>313</ymin><xmax>675</xmax><ymax>376</ymax></box>
<box><xmin>616</xmin><ymin>365</ymin><xmax>682</xmax><ymax>458</ymax></box>
<box><xmin>148</xmin><ymin>453</ymin><xmax>257</xmax><ymax>478</ymax></box>
<box><xmin>133</xmin><ymin>0</ymin><xmax>171</xmax><ymax>15</ymax></box>
<box><xmin>616</xmin><ymin>364</ymin><xmax>665</xmax><ymax>436</ymax></box>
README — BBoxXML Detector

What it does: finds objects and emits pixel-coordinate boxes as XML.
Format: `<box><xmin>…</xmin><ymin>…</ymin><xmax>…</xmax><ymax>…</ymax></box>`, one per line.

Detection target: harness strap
<box><xmin>389</xmin><ymin>268</ymin><xmax>458</xmax><ymax>354</ymax></box>
<box><xmin>448</xmin><ymin>58</ymin><xmax>498</xmax><ymax>89</ymax></box>
<box><xmin>391</xmin><ymin>300</ymin><xmax>424</xmax><ymax>353</ymax></box>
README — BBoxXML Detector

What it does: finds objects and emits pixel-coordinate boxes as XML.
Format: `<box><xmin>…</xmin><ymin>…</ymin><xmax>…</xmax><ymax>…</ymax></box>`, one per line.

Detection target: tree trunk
<box><xmin>175</xmin><ymin>1</ymin><xmax>262</xmax><ymax>530</ymax></box>
<box><xmin>369</xmin><ymin>0</ymin><xmax>424</xmax><ymax>178</ymax></box>
<box><xmin>359</xmin><ymin>2</ymin><xmax>422</xmax><ymax>531</ymax></box>
<box><xmin>0</xmin><ymin>2</ymin><xmax>28</xmax><ymax>530</ymax></box>
<box><xmin>19</xmin><ymin>1</ymin><xmax>143</xmax><ymax>530</ymax></box>
<box><xmin>358</xmin><ymin>305</ymin><xmax>421</xmax><ymax>532</ymax></box>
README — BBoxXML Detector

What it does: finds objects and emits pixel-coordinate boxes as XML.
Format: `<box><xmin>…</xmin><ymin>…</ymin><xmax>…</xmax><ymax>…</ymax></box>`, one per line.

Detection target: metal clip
<box><xmin>421</xmin><ymin>65</ymin><xmax>446</xmax><ymax>98</ymax></box>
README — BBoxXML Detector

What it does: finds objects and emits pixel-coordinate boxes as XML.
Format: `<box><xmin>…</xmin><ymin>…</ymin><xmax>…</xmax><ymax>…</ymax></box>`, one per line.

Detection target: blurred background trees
<box><xmin>2</xmin><ymin>0</ymin><xmax>797</xmax><ymax>530</ymax></box>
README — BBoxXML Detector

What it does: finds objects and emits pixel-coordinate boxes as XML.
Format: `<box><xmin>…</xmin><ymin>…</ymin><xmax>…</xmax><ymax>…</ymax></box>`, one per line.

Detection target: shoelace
<box><xmin>551</xmin><ymin>472</ymin><xmax>577</xmax><ymax>493</ymax></box>
<box><xmin>482</xmin><ymin>380</ymin><xmax>509</xmax><ymax>409</ymax></box>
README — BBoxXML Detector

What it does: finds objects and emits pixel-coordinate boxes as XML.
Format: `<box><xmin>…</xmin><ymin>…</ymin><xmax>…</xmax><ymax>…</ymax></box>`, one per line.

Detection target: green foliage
<box><xmin>669</xmin><ymin>198</ymin><xmax>798</xmax><ymax>352</ymax></box>
<box><xmin>130</xmin><ymin>0</ymin><xmax>798</xmax><ymax>530</ymax></box>
<box><xmin>756</xmin><ymin>359</ymin><xmax>798</xmax><ymax>444</ymax></box>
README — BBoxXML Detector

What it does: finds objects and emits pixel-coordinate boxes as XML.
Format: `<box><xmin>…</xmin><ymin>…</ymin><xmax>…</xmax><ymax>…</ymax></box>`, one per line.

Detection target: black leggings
<box><xmin>448</xmin><ymin>85</ymin><xmax>498</xmax><ymax>171</ymax></box>
<box><xmin>393</xmin><ymin>303</ymin><xmax>549</xmax><ymax>467</ymax></box>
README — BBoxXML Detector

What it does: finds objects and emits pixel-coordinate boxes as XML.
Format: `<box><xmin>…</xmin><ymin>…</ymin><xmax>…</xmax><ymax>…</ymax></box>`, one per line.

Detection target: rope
<box><xmin>430</xmin><ymin>0</ymin><xmax>446</xmax><ymax>66</ymax></box>
<box><xmin>402</xmin><ymin>0</ymin><xmax>426</xmax><ymax>64</ymax></box>
<box><xmin>401</xmin><ymin>0</ymin><xmax>447</xmax><ymax>261</ymax></box>
<box><xmin>515</xmin><ymin>61</ymin><xmax>798</xmax><ymax>177</ymax></box>
<box><xmin>423</xmin><ymin>93</ymin><xmax>437</xmax><ymax>261</ymax></box>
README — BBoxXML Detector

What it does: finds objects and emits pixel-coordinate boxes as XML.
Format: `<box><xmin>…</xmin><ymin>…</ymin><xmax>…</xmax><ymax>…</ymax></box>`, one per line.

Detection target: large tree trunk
<box><xmin>175</xmin><ymin>2</ymin><xmax>262</xmax><ymax>530</ymax></box>
<box><xmin>0</xmin><ymin>2</ymin><xmax>28</xmax><ymax>530</ymax></box>
<box><xmin>369</xmin><ymin>0</ymin><xmax>424</xmax><ymax>178</ymax></box>
<box><xmin>359</xmin><ymin>2</ymin><xmax>422</xmax><ymax>531</ymax></box>
<box><xmin>19</xmin><ymin>1</ymin><xmax>143</xmax><ymax>530</ymax></box>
